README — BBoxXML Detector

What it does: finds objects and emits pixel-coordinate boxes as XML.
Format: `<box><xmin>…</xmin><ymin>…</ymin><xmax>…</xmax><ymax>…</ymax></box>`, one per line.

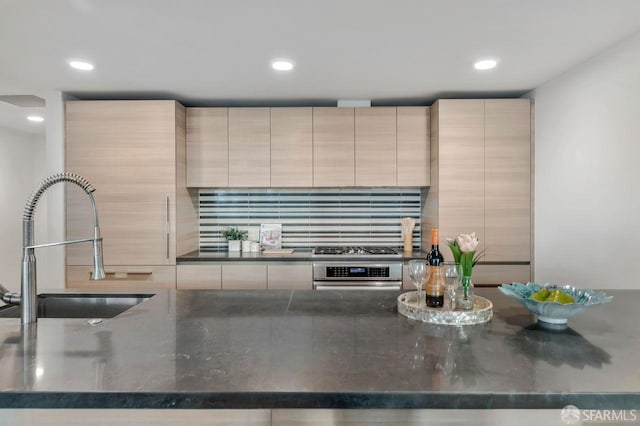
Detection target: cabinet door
<box><xmin>186</xmin><ymin>108</ymin><xmax>228</xmax><ymax>187</ymax></box>
<box><xmin>313</xmin><ymin>107</ymin><xmax>355</xmax><ymax>187</ymax></box>
<box><xmin>177</xmin><ymin>264</ymin><xmax>222</xmax><ymax>290</ymax></box>
<box><xmin>228</xmin><ymin>108</ymin><xmax>270</xmax><ymax>187</ymax></box>
<box><xmin>484</xmin><ymin>99</ymin><xmax>531</xmax><ymax>262</ymax></box>
<box><xmin>270</xmin><ymin>108</ymin><xmax>313</xmax><ymax>187</ymax></box>
<box><xmin>267</xmin><ymin>264</ymin><xmax>312</xmax><ymax>290</ymax></box>
<box><xmin>355</xmin><ymin>107</ymin><xmax>397</xmax><ymax>186</ymax></box>
<box><xmin>66</xmin><ymin>101</ymin><xmax>176</xmax><ymax>266</ymax></box>
<box><xmin>397</xmin><ymin>107</ymin><xmax>430</xmax><ymax>186</ymax></box>
<box><xmin>67</xmin><ymin>265</ymin><xmax>176</xmax><ymax>290</ymax></box>
<box><xmin>436</xmin><ymin>100</ymin><xmax>485</xmax><ymax>259</ymax></box>
<box><xmin>221</xmin><ymin>264</ymin><xmax>267</xmax><ymax>290</ymax></box>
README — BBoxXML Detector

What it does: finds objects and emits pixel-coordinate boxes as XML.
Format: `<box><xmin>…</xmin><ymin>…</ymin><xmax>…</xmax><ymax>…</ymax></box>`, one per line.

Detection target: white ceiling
<box><xmin>1</xmin><ymin>0</ymin><xmax>640</xmax><ymax>112</ymax></box>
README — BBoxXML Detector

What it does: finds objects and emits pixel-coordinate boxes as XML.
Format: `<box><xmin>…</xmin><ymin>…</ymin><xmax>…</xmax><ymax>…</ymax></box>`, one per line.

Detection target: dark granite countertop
<box><xmin>0</xmin><ymin>288</ymin><xmax>636</xmax><ymax>409</ymax></box>
<box><xmin>177</xmin><ymin>249</ymin><xmax>430</xmax><ymax>263</ymax></box>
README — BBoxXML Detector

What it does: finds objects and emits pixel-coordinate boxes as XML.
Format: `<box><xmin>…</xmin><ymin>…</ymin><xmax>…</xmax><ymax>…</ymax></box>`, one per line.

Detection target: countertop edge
<box><xmin>0</xmin><ymin>391</ymin><xmax>636</xmax><ymax>410</ymax></box>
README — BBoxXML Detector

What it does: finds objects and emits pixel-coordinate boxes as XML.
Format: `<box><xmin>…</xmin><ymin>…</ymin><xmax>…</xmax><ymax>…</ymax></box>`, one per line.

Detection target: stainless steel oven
<box><xmin>311</xmin><ymin>246</ymin><xmax>403</xmax><ymax>290</ymax></box>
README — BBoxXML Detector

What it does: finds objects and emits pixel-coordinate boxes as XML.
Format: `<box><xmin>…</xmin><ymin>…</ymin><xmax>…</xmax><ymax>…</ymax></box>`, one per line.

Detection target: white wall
<box><xmin>0</xmin><ymin>127</ymin><xmax>46</xmax><ymax>292</ymax></box>
<box><xmin>529</xmin><ymin>31</ymin><xmax>640</xmax><ymax>289</ymax></box>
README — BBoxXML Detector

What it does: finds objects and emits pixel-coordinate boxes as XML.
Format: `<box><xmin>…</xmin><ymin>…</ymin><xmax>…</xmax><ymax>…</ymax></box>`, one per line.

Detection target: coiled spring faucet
<box><xmin>1</xmin><ymin>172</ymin><xmax>105</xmax><ymax>324</ymax></box>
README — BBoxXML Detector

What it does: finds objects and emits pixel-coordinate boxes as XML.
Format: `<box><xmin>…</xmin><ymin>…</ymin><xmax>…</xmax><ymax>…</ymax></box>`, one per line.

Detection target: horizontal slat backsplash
<box><xmin>199</xmin><ymin>188</ymin><xmax>421</xmax><ymax>252</ymax></box>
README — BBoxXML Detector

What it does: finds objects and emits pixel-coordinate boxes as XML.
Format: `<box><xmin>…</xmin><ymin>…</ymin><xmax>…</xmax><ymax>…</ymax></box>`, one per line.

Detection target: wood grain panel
<box><xmin>270</xmin><ymin>108</ymin><xmax>313</xmax><ymax>187</ymax></box>
<box><xmin>267</xmin><ymin>264</ymin><xmax>312</xmax><ymax>290</ymax></box>
<box><xmin>65</xmin><ymin>101</ymin><xmax>177</xmax><ymax>266</ymax></box>
<box><xmin>228</xmin><ymin>108</ymin><xmax>270</xmax><ymax>187</ymax></box>
<box><xmin>176</xmin><ymin>104</ymin><xmax>199</xmax><ymax>256</ymax></box>
<box><xmin>221</xmin><ymin>264</ymin><xmax>267</xmax><ymax>290</ymax></box>
<box><xmin>312</xmin><ymin>107</ymin><xmax>355</xmax><ymax>187</ymax></box>
<box><xmin>186</xmin><ymin>108</ymin><xmax>228</xmax><ymax>187</ymax></box>
<box><xmin>397</xmin><ymin>107</ymin><xmax>430</xmax><ymax>186</ymax></box>
<box><xmin>473</xmin><ymin>264</ymin><xmax>531</xmax><ymax>285</ymax></box>
<box><xmin>484</xmin><ymin>99</ymin><xmax>531</xmax><ymax>262</ymax></box>
<box><xmin>355</xmin><ymin>107</ymin><xmax>397</xmax><ymax>186</ymax></box>
<box><xmin>436</xmin><ymin>100</ymin><xmax>485</xmax><ymax>260</ymax></box>
<box><xmin>177</xmin><ymin>264</ymin><xmax>222</xmax><ymax>290</ymax></box>
<box><xmin>67</xmin><ymin>265</ymin><xmax>176</xmax><ymax>290</ymax></box>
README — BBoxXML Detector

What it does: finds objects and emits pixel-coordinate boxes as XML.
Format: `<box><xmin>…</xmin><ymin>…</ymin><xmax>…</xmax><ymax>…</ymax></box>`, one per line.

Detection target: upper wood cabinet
<box><xmin>271</xmin><ymin>108</ymin><xmax>313</xmax><ymax>187</ymax></box>
<box><xmin>397</xmin><ymin>107</ymin><xmax>430</xmax><ymax>186</ymax></box>
<box><xmin>228</xmin><ymin>108</ymin><xmax>271</xmax><ymax>187</ymax></box>
<box><xmin>425</xmin><ymin>98</ymin><xmax>532</xmax><ymax>283</ymax></box>
<box><xmin>185</xmin><ymin>106</ymin><xmax>431</xmax><ymax>188</ymax></box>
<box><xmin>355</xmin><ymin>107</ymin><xmax>397</xmax><ymax>186</ymax></box>
<box><xmin>312</xmin><ymin>107</ymin><xmax>355</xmax><ymax>187</ymax></box>
<box><xmin>186</xmin><ymin>108</ymin><xmax>228</xmax><ymax>187</ymax></box>
<box><xmin>433</xmin><ymin>100</ymin><xmax>486</xmax><ymax>259</ymax></box>
<box><xmin>484</xmin><ymin>99</ymin><xmax>531</xmax><ymax>262</ymax></box>
<box><xmin>65</xmin><ymin>100</ymin><xmax>198</xmax><ymax>271</ymax></box>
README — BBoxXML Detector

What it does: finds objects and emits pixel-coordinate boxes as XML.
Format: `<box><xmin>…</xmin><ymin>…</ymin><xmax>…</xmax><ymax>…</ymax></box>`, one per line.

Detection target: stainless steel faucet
<box><xmin>0</xmin><ymin>172</ymin><xmax>105</xmax><ymax>324</ymax></box>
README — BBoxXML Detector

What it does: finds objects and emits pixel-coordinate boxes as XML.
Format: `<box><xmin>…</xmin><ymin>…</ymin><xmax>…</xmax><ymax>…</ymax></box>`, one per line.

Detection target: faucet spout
<box><xmin>20</xmin><ymin>172</ymin><xmax>105</xmax><ymax>324</ymax></box>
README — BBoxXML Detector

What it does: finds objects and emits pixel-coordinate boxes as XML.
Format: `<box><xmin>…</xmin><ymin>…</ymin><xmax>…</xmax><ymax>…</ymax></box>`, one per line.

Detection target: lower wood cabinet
<box><xmin>175</xmin><ymin>263</ymin><xmax>313</xmax><ymax>290</ymax></box>
<box><xmin>472</xmin><ymin>264</ymin><xmax>531</xmax><ymax>286</ymax></box>
<box><xmin>177</xmin><ymin>264</ymin><xmax>222</xmax><ymax>290</ymax></box>
<box><xmin>221</xmin><ymin>264</ymin><xmax>267</xmax><ymax>290</ymax></box>
<box><xmin>66</xmin><ymin>266</ymin><xmax>176</xmax><ymax>290</ymax></box>
<box><xmin>267</xmin><ymin>264</ymin><xmax>313</xmax><ymax>290</ymax></box>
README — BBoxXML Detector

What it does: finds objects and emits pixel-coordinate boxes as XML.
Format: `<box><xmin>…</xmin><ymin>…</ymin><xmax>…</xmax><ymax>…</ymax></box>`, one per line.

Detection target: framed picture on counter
<box><xmin>260</xmin><ymin>223</ymin><xmax>282</xmax><ymax>249</ymax></box>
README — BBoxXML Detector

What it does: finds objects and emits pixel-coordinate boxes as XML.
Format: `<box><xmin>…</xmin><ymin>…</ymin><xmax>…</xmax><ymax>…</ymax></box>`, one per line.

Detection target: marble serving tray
<box><xmin>397</xmin><ymin>291</ymin><xmax>493</xmax><ymax>325</ymax></box>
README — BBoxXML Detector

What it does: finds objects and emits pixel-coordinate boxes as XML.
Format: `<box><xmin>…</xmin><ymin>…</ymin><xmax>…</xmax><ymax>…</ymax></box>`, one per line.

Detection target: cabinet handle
<box><xmin>91</xmin><ymin>271</ymin><xmax>153</xmax><ymax>280</ymax></box>
<box><xmin>166</xmin><ymin>196</ymin><xmax>170</xmax><ymax>260</ymax></box>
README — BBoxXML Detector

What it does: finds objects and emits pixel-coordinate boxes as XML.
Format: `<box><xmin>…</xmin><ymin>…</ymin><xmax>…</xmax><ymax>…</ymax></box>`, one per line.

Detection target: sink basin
<box><xmin>0</xmin><ymin>293</ymin><xmax>153</xmax><ymax>319</ymax></box>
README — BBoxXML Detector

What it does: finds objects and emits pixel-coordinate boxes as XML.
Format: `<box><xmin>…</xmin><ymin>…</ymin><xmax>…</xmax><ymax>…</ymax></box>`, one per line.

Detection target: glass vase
<box><xmin>456</xmin><ymin>275</ymin><xmax>474</xmax><ymax>310</ymax></box>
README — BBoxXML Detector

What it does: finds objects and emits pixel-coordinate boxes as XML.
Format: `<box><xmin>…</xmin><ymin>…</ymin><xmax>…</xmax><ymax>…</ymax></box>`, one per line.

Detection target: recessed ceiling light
<box><xmin>474</xmin><ymin>59</ymin><xmax>498</xmax><ymax>71</ymax></box>
<box><xmin>27</xmin><ymin>115</ymin><xmax>44</xmax><ymax>123</ymax></box>
<box><xmin>271</xmin><ymin>60</ymin><xmax>294</xmax><ymax>71</ymax></box>
<box><xmin>68</xmin><ymin>60</ymin><xmax>94</xmax><ymax>71</ymax></box>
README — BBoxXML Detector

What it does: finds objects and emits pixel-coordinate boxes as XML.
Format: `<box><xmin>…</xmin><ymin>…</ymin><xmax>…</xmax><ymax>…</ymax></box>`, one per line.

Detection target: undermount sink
<box><xmin>0</xmin><ymin>293</ymin><xmax>153</xmax><ymax>319</ymax></box>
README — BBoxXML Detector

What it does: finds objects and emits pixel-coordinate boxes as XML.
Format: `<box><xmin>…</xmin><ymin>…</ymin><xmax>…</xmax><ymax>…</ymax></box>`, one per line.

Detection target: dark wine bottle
<box><xmin>425</xmin><ymin>228</ymin><xmax>445</xmax><ymax>308</ymax></box>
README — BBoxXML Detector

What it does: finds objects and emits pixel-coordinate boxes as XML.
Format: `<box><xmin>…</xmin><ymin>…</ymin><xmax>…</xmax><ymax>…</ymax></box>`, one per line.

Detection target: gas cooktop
<box><xmin>312</xmin><ymin>246</ymin><xmax>400</xmax><ymax>256</ymax></box>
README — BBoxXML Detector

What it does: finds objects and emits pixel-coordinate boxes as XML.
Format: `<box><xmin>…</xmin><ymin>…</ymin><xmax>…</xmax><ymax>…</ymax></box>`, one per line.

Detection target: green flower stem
<box><xmin>460</xmin><ymin>251</ymin><xmax>475</xmax><ymax>277</ymax></box>
<box><xmin>461</xmin><ymin>275</ymin><xmax>472</xmax><ymax>298</ymax></box>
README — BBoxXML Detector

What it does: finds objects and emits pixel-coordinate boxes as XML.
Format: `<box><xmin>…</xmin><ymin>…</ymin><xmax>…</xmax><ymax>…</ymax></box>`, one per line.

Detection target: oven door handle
<box><xmin>315</xmin><ymin>285</ymin><xmax>401</xmax><ymax>291</ymax></box>
<box><xmin>314</xmin><ymin>281</ymin><xmax>402</xmax><ymax>290</ymax></box>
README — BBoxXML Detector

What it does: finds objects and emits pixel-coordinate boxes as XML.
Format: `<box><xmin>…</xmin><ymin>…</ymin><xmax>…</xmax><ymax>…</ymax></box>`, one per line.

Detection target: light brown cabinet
<box><xmin>425</xmin><ymin>99</ymin><xmax>532</xmax><ymax>284</ymax></box>
<box><xmin>67</xmin><ymin>265</ymin><xmax>177</xmax><ymax>290</ymax></box>
<box><xmin>177</xmin><ymin>264</ymin><xmax>222</xmax><ymax>290</ymax></box>
<box><xmin>397</xmin><ymin>107</ymin><xmax>430</xmax><ymax>186</ymax></box>
<box><xmin>484</xmin><ymin>100</ymin><xmax>531</xmax><ymax>262</ymax></box>
<box><xmin>228</xmin><ymin>108</ymin><xmax>271</xmax><ymax>187</ymax></box>
<box><xmin>186</xmin><ymin>106</ymin><xmax>430</xmax><ymax>188</ymax></box>
<box><xmin>312</xmin><ymin>107</ymin><xmax>355</xmax><ymax>187</ymax></box>
<box><xmin>355</xmin><ymin>107</ymin><xmax>397</xmax><ymax>186</ymax></box>
<box><xmin>267</xmin><ymin>264</ymin><xmax>312</xmax><ymax>290</ymax></box>
<box><xmin>65</xmin><ymin>100</ymin><xmax>198</xmax><ymax>289</ymax></box>
<box><xmin>270</xmin><ymin>108</ymin><xmax>313</xmax><ymax>187</ymax></box>
<box><xmin>221</xmin><ymin>264</ymin><xmax>268</xmax><ymax>290</ymax></box>
<box><xmin>186</xmin><ymin>108</ymin><xmax>228</xmax><ymax>187</ymax></box>
<box><xmin>176</xmin><ymin>263</ymin><xmax>312</xmax><ymax>290</ymax></box>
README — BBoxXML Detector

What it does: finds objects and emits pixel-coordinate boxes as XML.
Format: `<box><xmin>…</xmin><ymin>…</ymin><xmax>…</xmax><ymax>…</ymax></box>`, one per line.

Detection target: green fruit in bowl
<box><xmin>529</xmin><ymin>288</ymin><xmax>575</xmax><ymax>304</ymax></box>
<box><xmin>547</xmin><ymin>289</ymin><xmax>575</xmax><ymax>304</ymax></box>
<box><xmin>530</xmin><ymin>288</ymin><xmax>550</xmax><ymax>302</ymax></box>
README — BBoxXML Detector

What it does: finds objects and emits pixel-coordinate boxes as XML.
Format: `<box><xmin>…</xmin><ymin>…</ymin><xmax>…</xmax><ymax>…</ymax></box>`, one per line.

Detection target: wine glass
<box><xmin>407</xmin><ymin>260</ymin><xmax>430</xmax><ymax>307</ymax></box>
<box><xmin>444</xmin><ymin>262</ymin><xmax>461</xmax><ymax>310</ymax></box>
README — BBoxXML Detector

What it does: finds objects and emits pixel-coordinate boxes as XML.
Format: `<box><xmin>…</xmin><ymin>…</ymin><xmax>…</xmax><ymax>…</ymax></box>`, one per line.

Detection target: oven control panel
<box><xmin>326</xmin><ymin>266</ymin><xmax>390</xmax><ymax>278</ymax></box>
<box><xmin>313</xmin><ymin>263</ymin><xmax>403</xmax><ymax>282</ymax></box>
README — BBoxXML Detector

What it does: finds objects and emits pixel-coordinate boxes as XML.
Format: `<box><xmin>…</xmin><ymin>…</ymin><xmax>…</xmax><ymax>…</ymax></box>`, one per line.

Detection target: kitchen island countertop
<box><xmin>0</xmin><ymin>288</ymin><xmax>636</xmax><ymax>409</ymax></box>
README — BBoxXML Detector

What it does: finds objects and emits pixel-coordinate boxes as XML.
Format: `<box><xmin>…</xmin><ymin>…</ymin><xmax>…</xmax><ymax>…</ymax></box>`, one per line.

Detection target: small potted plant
<box><xmin>222</xmin><ymin>226</ymin><xmax>248</xmax><ymax>252</ymax></box>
